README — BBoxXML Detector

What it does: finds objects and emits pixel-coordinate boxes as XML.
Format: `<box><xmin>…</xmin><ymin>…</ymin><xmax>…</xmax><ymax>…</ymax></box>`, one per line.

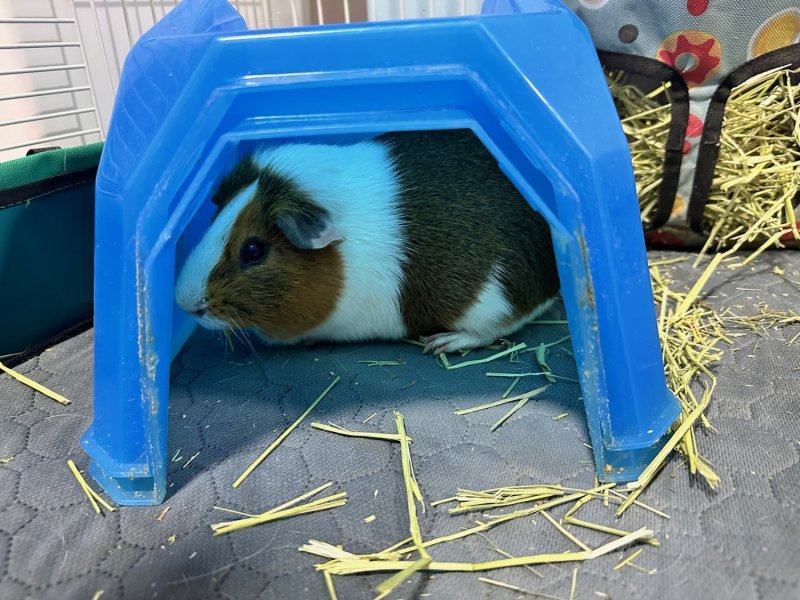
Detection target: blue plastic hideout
<box><xmin>82</xmin><ymin>0</ymin><xmax>681</xmax><ymax>505</ymax></box>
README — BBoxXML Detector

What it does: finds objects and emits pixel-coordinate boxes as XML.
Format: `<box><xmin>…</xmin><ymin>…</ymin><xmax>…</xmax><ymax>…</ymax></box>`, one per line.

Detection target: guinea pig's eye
<box><xmin>239</xmin><ymin>238</ymin><xmax>268</xmax><ymax>268</ymax></box>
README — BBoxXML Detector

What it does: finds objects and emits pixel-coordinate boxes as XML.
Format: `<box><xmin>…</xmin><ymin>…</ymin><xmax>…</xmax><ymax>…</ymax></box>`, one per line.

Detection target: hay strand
<box><xmin>311</xmin><ymin>422</ymin><xmax>404</xmax><ymax>443</ymax></box>
<box><xmin>212</xmin><ymin>482</ymin><xmax>346</xmax><ymax>535</ymax></box>
<box><xmin>455</xmin><ymin>385</ymin><xmax>549</xmax><ymax>416</ymax></box>
<box><xmin>67</xmin><ymin>459</ymin><xmax>115</xmax><ymax>514</ymax></box>
<box><xmin>444</xmin><ymin>343</ymin><xmax>527</xmax><ymax>370</ymax></box>
<box><xmin>374</xmin><ymin>413</ymin><xmax>431</xmax><ymax>598</ymax></box>
<box><xmin>0</xmin><ymin>360</ymin><xmax>70</xmax><ymax>405</ymax></box>
<box><xmin>479</xmin><ymin>577</ymin><xmax>566</xmax><ymax>600</ymax></box>
<box><xmin>311</xmin><ymin>528</ymin><xmax>653</xmax><ymax>576</ymax></box>
<box><xmin>233</xmin><ymin>376</ymin><xmax>340</xmax><ymax>488</ymax></box>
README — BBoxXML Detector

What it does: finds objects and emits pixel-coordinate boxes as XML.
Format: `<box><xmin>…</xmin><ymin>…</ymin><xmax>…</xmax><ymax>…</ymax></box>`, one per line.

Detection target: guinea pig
<box><xmin>175</xmin><ymin>129</ymin><xmax>560</xmax><ymax>354</ymax></box>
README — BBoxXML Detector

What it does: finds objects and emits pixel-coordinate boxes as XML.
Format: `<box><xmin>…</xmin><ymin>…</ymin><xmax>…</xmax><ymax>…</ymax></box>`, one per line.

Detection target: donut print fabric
<box><xmin>563</xmin><ymin>0</ymin><xmax>800</xmax><ymax>245</ymax></box>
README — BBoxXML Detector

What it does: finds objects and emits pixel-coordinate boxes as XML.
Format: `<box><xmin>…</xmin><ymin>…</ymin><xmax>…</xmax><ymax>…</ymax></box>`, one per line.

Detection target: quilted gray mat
<box><xmin>1</xmin><ymin>251</ymin><xmax>798</xmax><ymax>600</ymax></box>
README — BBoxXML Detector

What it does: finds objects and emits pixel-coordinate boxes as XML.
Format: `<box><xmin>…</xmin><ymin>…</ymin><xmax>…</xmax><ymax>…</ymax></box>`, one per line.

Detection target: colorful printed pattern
<box><xmin>657</xmin><ymin>30</ymin><xmax>721</xmax><ymax>87</ymax></box>
<box><xmin>563</xmin><ymin>0</ymin><xmax>800</xmax><ymax>240</ymax></box>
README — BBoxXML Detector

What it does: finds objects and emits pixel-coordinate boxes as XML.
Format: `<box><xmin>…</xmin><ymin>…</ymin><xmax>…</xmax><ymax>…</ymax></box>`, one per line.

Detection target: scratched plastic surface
<box><xmin>82</xmin><ymin>0</ymin><xmax>680</xmax><ymax>504</ymax></box>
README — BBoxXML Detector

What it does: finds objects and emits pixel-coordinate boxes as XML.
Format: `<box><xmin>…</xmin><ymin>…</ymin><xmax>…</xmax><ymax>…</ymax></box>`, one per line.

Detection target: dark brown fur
<box><xmin>380</xmin><ymin>129</ymin><xmax>559</xmax><ymax>337</ymax></box>
<box><xmin>205</xmin><ymin>170</ymin><xmax>344</xmax><ymax>339</ymax></box>
<box><xmin>211</xmin><ymin>155</ymin><xmax>259</xmax><ymax>209</ymax></box>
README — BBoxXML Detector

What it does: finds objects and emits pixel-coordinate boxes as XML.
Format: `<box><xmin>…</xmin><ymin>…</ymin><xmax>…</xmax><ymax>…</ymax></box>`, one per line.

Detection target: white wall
<box><xmin>367</xmin><ymin>0</ymin><xmax>479</xmax><ymax>20</ymax></box>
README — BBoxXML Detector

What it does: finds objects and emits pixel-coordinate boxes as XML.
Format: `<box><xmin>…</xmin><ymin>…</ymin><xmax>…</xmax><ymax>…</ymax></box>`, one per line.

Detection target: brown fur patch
<box><xmin>381</xmin><ymin>129</ymin><xmax>559</xmax><ymax>336</ymax></box>
<box><xmin>205</xmin><ymin>169</ymin><xmax>344</xmax><ymax>340</ymax></box>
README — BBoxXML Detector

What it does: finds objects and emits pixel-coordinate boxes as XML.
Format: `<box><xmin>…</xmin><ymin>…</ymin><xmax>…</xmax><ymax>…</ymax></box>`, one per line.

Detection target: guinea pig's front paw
<box><xmin>423</xmin><ymin>331</ymin><xmax>498</xmax><ymax>355</ymax></box>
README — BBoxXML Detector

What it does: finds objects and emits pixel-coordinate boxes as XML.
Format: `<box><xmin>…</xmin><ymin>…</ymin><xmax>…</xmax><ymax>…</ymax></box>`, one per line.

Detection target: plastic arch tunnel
<box><xmin>82</xmin><ymin>0</ymin><xmax>680</xmax><ymax>504</ymax></box>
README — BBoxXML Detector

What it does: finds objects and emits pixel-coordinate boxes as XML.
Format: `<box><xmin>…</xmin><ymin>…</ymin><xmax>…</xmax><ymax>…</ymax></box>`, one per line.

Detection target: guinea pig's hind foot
<box><xmin>423</xmin><ymin>331</ymin><xmax>498</xmax><ymax>355</ymax></box>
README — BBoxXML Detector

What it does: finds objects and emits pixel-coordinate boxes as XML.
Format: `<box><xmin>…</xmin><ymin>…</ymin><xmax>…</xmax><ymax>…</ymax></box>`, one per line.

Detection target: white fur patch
<box><xmin>254</xmin><ymin>140</ymin><xmax>407</xmax><ymax>342</ymax></box>
<box><xmin>505</xmin><ymin>296</ymin><xmax>557</xmax><ymax>335</ymax></box>
<box><xmin>451</xmin><ymin>267</ymin><xmax>558</xmax><ymax>346</ymax></box>
<box><xmin>174</xmin><ymin>181</ymin><xmax>257</xmax><ymax>324</ymax></box>
<box><xmin>455</xmin><ymin>267</ymin><xmax>514</xmax><ymax>335</ymax></box>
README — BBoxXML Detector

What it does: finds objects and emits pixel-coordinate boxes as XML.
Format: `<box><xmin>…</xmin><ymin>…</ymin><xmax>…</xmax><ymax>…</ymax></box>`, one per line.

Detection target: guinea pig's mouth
<box><xmin>193</xmin><ymin>311</ymin><xmax>230</xmax><ymax>331</ymax></box>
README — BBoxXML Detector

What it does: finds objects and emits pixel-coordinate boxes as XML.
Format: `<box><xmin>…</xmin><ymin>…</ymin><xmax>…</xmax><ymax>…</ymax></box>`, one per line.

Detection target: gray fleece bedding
<box><xmin>0</xmin><ymin>250</ymin><xmax>798</xmax><ymax>600</ymax></box>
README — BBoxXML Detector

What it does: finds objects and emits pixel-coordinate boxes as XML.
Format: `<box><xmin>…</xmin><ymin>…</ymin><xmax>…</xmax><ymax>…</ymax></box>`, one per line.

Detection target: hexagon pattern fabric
<box><xmin>563</xmin><ymin>0</ymin><xmax>800</xmax><ymax>232</ymax></box>
<box><xmin>1</xmin><ymin>251</ymin><xmax>799</xmax><ymax>599</ymax></box>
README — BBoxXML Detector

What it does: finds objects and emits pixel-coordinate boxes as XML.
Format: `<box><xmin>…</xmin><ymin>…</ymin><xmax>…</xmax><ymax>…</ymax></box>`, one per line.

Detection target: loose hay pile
<box><xmin>608</xmin><ymin>65</ymin><xmax>800</xmax><ymax>251</ymax></box>
<box><xmin>606</xmin><ymin>70</ymin><xmax>673</xmax><ymax>227</ymax></box>
<box><xmin>648</xmin><ymin>257</ymin><xmax>725</xmax><ymax>489</ymax></box>
<box><xmin>703</xmin><ymin>67</ymin><xmax>800</xmax><ymax>252</ymax></box>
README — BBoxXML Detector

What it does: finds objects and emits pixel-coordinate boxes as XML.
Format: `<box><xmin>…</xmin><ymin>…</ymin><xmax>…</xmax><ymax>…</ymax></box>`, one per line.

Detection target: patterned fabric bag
<box><xmin>564</xmin><ymin>0</ymin><xmax>800</xmax><ymax>248</ymax></box>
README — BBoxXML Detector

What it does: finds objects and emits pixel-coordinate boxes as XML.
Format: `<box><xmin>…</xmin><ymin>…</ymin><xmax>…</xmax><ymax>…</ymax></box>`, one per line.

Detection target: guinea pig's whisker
<box><xmin>228</xmin><ymin>324</ymin><xmax>249</xmax><ymax>349</ymax></box>
<box><xmin>228</xmin><ymin>307</ymin><xmax>257</xmax><ymax>353</ymax></box>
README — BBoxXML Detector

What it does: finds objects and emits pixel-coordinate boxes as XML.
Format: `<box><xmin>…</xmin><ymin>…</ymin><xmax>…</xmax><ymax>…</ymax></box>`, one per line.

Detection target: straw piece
<box><xmin>67</xmin><ymin>459</ymin><xmax>115</xmax><ymax>513</ymax></box>
<box><xmin>564</xmin><ymin>516</ymin><xmax>659</xmax><ymax>546</ymax></box>
<box><xmin>490</xmin><ymin>395</ymin><xmax>531</xmax><ymax>431</ymax></box>
<box><xmin>675</xmin><ymin>254</ymin><xmax>725</xmax><ymax>317</ymax></box>
<box><xmin>445</xmin><ymin>483</ymin><xmax>566</xmax><ymax>514</ymax></box>
<box><xmin>182</xmin><ymin>451</ymin><xmax>200</xmax><ymax>469</ymax></box>
<box><xmin>614</xmin><ymin>548</ymin><xmax>643</xmax><ymax>571</ymax></box>
<box><xmin>356</xmin><ymin>360</ymin><xmax>405</xmax><ymax>367</ymax></box>
<box><xmin>475</xmin><ymin>532</ymin><xmax>544</xmax><ymax>578</ymax></box>
<box><xmin>233</xmin><ymin>376</ymin><xmax>340</xmax><ymax>488</ymax></box>
<box><xmin>569</xmin><ymin>568</ymin><xmax>578</xmax><ymax>600</ymax></box>
<box><xmin>313</xmin><ymin>528</ymin><xmax>653</xmax><ymax>576</ymax></box>
<box><xmin>212</xmin><ymin>482</ymin><xmax>346</xmax><ymax>535</ymax></box>
<box><xmin>479</xmin><ymin>577</ymin><xmax>566</xmax><ymax>600</ymax></box>
<box><xmin>300</xmin><ymin>539</ymin><xmax>363</xmax><ymax>561</ymax></box>
<box><xmin>444</xmin><ymin>483</ymin><xmax>612</xmax><ymax>513</ymax></box>
<box><xmin>374</xmin><ymin>413</ymin><xmax>431</xmax><ymax>598</ymax></box>
<box><xmin>0</xmin><ymin>360</ymin><xmax>70</xmax><ymax>405</ymax></box>
<box><xmin>445</xmin><ymin>343</ymin><xmax>527</xmax><ymax>370</ymax></box>
<box><xmin>323</xmin><ymin>571</ymin><xmax>338</xmax><ymax>600</ymax></box>
<box><xmin>534</xmin><ymin>343</ymin><xmax>557</xmax><ymax>383</ymax></box>
<box><xmin>501</xmin><ymin>376</ymin><xmax>521</xmax><ymax>399</ymax></box>
<box><xmin>540</xmin><ymin>510</ymin><xmax>591</xmax><ymax>552</ymax></box>
<box><xmin>486</xmin><ymin>372</ymin><xmax>579</xmax><ymax>382</ymax></box>
<box><xmin>375</xmin><ymin>557</ymin><xmax>432</xmax><ymax>599</ymax></box>
<box><xmin>624</xmin><ymin>392</ymin><xmax>711</xmax><ymax>495</ymax></box>
<box><xmin>455</xmin><ymin>385</ymin><xmax>549</xmax><ymax>415</ymax></box>
<box><xmin>212</xmin><ymin>506</ymin><xmax>258</xmax><ymax>518</ymax></box>
<box><xmin>311</xmin><ymin>422</ymin><xmax>404</xmax><ymax>443</ymax></box>
<box><xmin>69</xmin><ymin>461</ymin><xmax>99</xmax><ymax>514</ymax></box>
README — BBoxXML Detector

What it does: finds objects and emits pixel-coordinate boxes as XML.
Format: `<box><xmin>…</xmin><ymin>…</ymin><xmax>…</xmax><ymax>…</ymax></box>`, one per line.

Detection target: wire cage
<box><xmin>0</xmin><ymin>0</ymin><xmax>483</xmax><ymax>162</ymax></box>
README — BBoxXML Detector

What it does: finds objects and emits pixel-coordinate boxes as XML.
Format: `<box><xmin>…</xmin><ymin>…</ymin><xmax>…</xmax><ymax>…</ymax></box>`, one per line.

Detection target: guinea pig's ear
<box><xmin>276</xmin><ymin>204</ymin><xmax>344</xmax><ymax>250</ymax></box>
